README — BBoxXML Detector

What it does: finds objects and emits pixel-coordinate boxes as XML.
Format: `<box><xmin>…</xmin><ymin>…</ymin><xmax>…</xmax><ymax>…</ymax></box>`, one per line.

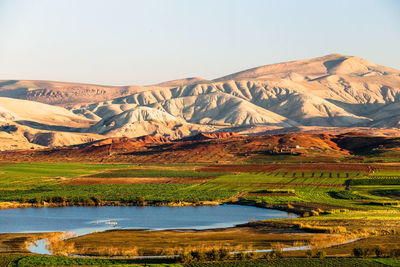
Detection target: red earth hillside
<box><xmin>181</xmin><ymin>132</ymin><xmax>242</xmax><ymax>142</ymax></box>
<box><xmin>0</xmin><ymin>132</ymin><xmax>354</xmax><ymax>163</ymax></box>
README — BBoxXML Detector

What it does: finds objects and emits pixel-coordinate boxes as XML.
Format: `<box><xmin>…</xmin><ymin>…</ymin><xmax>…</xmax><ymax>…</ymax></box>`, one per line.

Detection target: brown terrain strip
<box><xmin>199</xmin><ymin>163</ymin><xmax>372</xmax><ymax>173</ymax></box>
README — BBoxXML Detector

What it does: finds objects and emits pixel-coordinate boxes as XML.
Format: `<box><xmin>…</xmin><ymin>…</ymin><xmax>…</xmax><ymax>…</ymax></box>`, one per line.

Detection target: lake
<box><xmin>0</xmin><ymin>204</ymin><xmax>296</xmax><ymax>235</ymax></box>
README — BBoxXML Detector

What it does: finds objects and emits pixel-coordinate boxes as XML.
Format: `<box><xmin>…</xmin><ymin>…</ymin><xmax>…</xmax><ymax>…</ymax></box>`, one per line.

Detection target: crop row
<box><xmin>328</xmin><ymin>191</ymin><xmax>367</xmax><ymax>200</ymax></box>
<box><xmin>266</xmin><ymin>171</ymin><xmax>360</xmax><ymax>179</ymax></box>
<box><xmin>371</xmin><ymin>189</ymin><xmax>400</xmax><ymax>197</ymax></box>
<box><xmin>348</xmin><ymin>178</ymin><xmax>400</xmax><ymax>186</ymax></box>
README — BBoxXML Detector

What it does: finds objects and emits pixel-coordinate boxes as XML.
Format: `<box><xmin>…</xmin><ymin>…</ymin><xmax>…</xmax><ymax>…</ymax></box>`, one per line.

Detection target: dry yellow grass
<box><xmin>64</xmin><ymin>227</ymin><xmax>315</xmax><ymax>256</ymax></box>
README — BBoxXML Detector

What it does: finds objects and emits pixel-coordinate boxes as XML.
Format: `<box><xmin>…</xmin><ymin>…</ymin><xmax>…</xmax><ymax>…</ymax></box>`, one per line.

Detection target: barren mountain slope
<box><xmin>71</xmin><ymin>54</ymin><xmax>400</xmax><ymax>129</ymax></box>
<box><xmin>0</xmin><ymin>78</ymin><xmax>202</xmax><ymax>106</ymax></box>
<box><xmin>0</xmin><ymin>97</ymin><xmax>95</xmax><ymax>128</ymax></box>
<box><xmin>1</xmin><ymin>54</ymin><xmax>400</xmax><ymax>150</ymax></box>
<box><xmin>214</xmin><ymin>54</ymin><xmax>400</xmax><ymax>82</ymax></box>
<box><xmin>88</xmin><ymin>106</ymin><xmax>215</xmax><ymax>139</ymax></box>
<box><xmin>0</xmin><ymin>97</ymin><xmax>103</xmax><ymax>149</ymax></box>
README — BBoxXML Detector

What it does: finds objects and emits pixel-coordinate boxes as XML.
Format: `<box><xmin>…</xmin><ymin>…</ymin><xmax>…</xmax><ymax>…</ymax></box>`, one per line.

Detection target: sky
<box><xmin>0</xmin><ymin>0</ymin><xmax>399</xmax><ymax>86</ymax></box>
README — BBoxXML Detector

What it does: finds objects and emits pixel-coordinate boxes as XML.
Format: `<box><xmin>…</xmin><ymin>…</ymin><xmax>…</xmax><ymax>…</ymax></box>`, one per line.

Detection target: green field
<box><xmin>5</xmin><ymin>254</ymin><xmax>400</xmax><ymax>267</ymax></box>
<box><xmin>0</xmin><ymin>163</ymin><xmax>398</xmax><ymax>211</ymax></box>
<box><xmin>4</xmin><ymin>252</ymin><xmax>400</xmax><ymax>267</ymax></box>
<box><xmin>2</xmin><ymin>162</ymin><xmax>400</xmax><ymax>265</ymax></box>
<box><xmin>1</xmin><ymin>254</ymin><xmax>181</xmax><ymax>267</ymax></box>
<box><xmin>0</xmin><ymin>184</ymin><xmax>237</xmax><ymax>203</ymax></box>
<box><xmin>0</xmin><ymin>163</ymin><xmax>137</xmax><ymax>189</ymax></box>
<box><xmin>186</xmin><ymin>258</ymin><xmax>399</xmax><ymax>267</ymax></box>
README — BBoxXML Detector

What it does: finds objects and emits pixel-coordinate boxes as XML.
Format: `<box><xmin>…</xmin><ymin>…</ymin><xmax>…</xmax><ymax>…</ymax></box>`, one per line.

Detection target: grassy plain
<box><xmin>3</xmin><ymin>255</ymin><xmax>398</xmax><ymax>267</ymax></box>
<box><xmin>0</xmin><ymin>162</ymin><xmax>399</xmax><ymax>210</ymax></box>
<box><xmin>186</xmin><ymin>258</ymin><xmax>399</xmax><ymax>266</ymax></box>
<box><xmin>2</xmin><ymin>161</ymin><xmax>400</xmax><ymax>265</ymax></box>
<box><xmin>0</xmin><ymin>254</ymin><xmax>182</xmax><ymax>267</ymax></box>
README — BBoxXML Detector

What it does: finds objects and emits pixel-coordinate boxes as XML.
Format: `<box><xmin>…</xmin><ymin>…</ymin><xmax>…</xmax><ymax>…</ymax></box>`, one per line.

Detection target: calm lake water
<box><xmin>0</xmin><ymin>205</ymin><xmax>296</xmax><ymax>235</ymax></box>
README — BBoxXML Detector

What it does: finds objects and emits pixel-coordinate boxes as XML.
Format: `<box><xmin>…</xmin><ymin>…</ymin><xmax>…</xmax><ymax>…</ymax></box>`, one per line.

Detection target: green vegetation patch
<box><xmin>245</xmin><ymin>196</ymin><xmax>302</xmax><ymax>204</ymax></box>
<box><xmin>13</xmin><ymin>255</ymin><xmax>180</xmax><ymax>267</ymax></box>
<box><xmin>252</xmin><ymin>189</ymin><xmax>296</xmax><ymax>194</ymax></box>
<box><xmin>348</xmin><ymin>178</ymin><xmax>400</xmax><ymax>186</ymax></box>
<box><xmin>366</xmin><ymin>200</ymin><xmax>400</xmax><ymax>206</ymax></box>
<box><xmin>196</xmin><ymin>172</ymin><xmax>398</xmax><ymax>210</ymax></box>
<box><xmin>328</xmin><ymin>190</ymin><xmax>368</xmax><ymax>200</ymax></box>
<box><xmin>371</xmin><ymin>189</ymin><xmax>400</xmax><ymax>197</ymax></box>
<box><xmin>0</xmin><ymin>163</ymin><xmax>398</xmax><ymax>210</ymax></box>
<box><xmin>185</xmin><ymin>258</ymin><xmax>389</xmax><ymax>267</ymax></box>
<box><xmin>0</xmin><ymin>184</ymin><xmax>237</xmax><ymax>203</ymax></box>
<box><xmin>0</xmin><ymin>254</ymin><xmax>24</xmax><ymax>267</ymax></box>
<box><xmin>0</xmin><ymin>163</ymin><xmax>137</xmax><ymax>189</ymax></box>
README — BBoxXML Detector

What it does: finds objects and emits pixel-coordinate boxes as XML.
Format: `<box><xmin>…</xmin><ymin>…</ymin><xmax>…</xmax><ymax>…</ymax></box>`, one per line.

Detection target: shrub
<box><xmin>234</xmin><ymin>252</ymin><xmax>246</xmax><ymax>260</ymax></box>
<box><xmin>362</xmin><ymin>248</ymin><xmax>371</xmax><ymax>258</ymax></box>
<box><xmin>190</xmin><ymin>250</ymin><xmax>206</xmax><ymax>262</ymax></box>
<box><xmin>91</xmin><ymin>196</ymin><xmax>102</xmax><ymax>206</ymax></box>
<box><xmin>315</xmin><ymin>250</ymin><xmax>326</xmax><ymax>258</ymax></box>
<box><xmin>390</xmin><ymin>249</ymin><xmax>400</xmax><ymax>258</ymax></box>
<box><xmin>306</xmin><ymin>250</ymin><xmax>313</xmax><ymax>258</ymax></box>
<box><xmin>353</xmin><ymin>247</ymin><xmax>371</xmax><ymax>258</ymax></box>
<box><xmin>205</xmin><ymin>249</ymin><xmax>220</xmax><ymax>261</ymax></box>
<box><xmin>81</xmin><ymin>197</ymin><xmax>95</xmax><ymax>206</ymax></box>
<box><xmin>353</xmin><ymin>247</ymin><xmax>362</xmax><ymax>258</ymax></box>
<box><xmin>134</xmin><ymin>196</ymin><xmax>145</xmax><ymax>206</ymax></box>
<box><xmin>193</xmin><ymin>197</ymin><xmax>200</xmax><ymax>205</ymax></box>
<box><xmin>246</xmin><ymin>252</ymin><xmax>257</xmax><ymax>259</ymax></box>
<box><xmin>218</xmin><ymin>248</ymin><xmax>230</xmax><ymax>260</ymax></box>
<box><xmin>179</xmin><ymin>252</ymin><xmax>193</xmax><ymax>263</ymax></box>
<box><xmin>50</xmin><ymin>196</ymin><xmax>67</xmax><ymax>204</ymax></box>
<box><xmin>32</xmin><ymin>197</ymin><xmax>42</xmax><ymax>205</ymax></box>
<box><xmin>374</xmin><ymin>246</ymin><xmax>385</xmax><ymax>258</ymax></box>
<box><xmin>264</xmin><ymin>250</ymin><xmax>282</xmax><ymax>260</ymax></box>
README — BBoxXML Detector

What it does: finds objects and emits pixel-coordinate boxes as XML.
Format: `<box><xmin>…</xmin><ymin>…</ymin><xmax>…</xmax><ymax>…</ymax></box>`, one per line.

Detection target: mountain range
<box><xmin>1</xmin><ymin>53</ymin><xmax>400</xmax><ymax>150</ymax></box>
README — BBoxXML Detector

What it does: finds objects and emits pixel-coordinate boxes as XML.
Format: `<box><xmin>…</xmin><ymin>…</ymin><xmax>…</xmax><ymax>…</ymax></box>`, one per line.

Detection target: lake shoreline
<box><xmin>0</xmin><ymin>199</ymin><xmax>312</xmax><ymax>216</ymax></box>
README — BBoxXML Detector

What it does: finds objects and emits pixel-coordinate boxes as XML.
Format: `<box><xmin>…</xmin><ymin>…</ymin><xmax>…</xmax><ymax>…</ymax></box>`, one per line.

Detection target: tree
<box><xmin>374</xmin><ymin>246</ymin><xmax>384</xmax><ymax>258</ymax></box>
<box><xmin>315</xmin><ymin>250</ymin><xmax>326</xmax><ymax>258</ymax></box>
<box><xmin>306</xmin><ymin>250</ymin><xmax>313</xmax><ymax>258</ymax></box>
<box><xmin>218</xmin><ymin>248</ymin><xmax>230</xmax><ymax>260</ymax></box>
<box><xmin>134</xmin><ymin>196</ymin><xmax>145</xmax><ymax>206</ymax></box>
<box><xmin>91</xmin><ymin>196</ymin><xmax>102</xmax><ymax>206</ymax></box>
<box><xmin>205</xmin><ymin>249</ymin><xmax>220</xmax><ymax>261</ymax></box>
<box><xmin>179</xmin><ymin>252</ymin><xmax>193</xmax><ymax>264</ymax></box>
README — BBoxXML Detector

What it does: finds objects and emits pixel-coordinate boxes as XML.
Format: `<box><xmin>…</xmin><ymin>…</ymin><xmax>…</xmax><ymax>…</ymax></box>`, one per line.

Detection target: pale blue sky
<box><xmin>0</xmin><ymin>0</ymin><xmax>399</xmax><ymax>85</ymax></box>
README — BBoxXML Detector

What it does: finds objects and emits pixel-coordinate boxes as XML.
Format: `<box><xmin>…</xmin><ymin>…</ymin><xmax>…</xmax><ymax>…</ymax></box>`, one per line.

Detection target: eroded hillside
<box><xmin>1</xmin><ymin>54</ymin><xmax>400</xmax><ymax>149</ymax></box>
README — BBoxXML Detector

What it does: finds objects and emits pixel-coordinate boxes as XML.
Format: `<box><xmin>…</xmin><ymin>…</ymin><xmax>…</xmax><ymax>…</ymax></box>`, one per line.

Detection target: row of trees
<box><xmin>353</xmin><ymin>246</ymin><xmax>400</xmax><ymax>258</ymax></box>
<box><xmin>178</xmin><ymin>249</ymin><xmax>283</xmax><ymax>264</ymax></box>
